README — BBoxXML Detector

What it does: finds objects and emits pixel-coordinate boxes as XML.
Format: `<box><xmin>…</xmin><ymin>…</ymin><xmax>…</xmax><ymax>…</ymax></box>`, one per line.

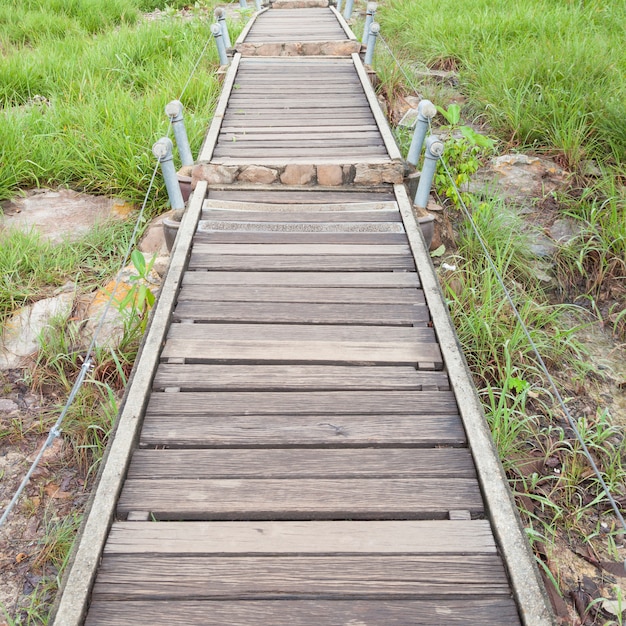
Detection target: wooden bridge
<box><xmin>54</xmin><ymin>4</ymin><xmax>553</xmax><ymax>625</ymax></box>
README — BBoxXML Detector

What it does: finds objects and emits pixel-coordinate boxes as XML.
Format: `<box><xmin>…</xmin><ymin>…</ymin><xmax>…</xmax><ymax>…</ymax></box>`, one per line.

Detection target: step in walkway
<box><xmin>54</xmin><ymin>5</ymin><xmax>553</xmax><ymax>625</ymax></box>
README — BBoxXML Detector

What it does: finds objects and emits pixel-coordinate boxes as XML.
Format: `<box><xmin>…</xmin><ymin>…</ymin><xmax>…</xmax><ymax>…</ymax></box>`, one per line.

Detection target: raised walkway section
<box><xmin>54</xmin><ymin>4</ymin><xmax>553</xmax><ymax>625</ymax></box>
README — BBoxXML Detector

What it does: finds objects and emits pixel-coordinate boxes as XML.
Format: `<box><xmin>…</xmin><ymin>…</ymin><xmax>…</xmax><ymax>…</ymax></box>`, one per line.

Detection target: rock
<box><xmin>280</xmin><ymin>164</ymin><xmax>315</xmax><ymax>185</ymax></box>
<box><xmin>377</xmin><ymin>95</ymin><xmax>388</xmax><ymax>118</ymax></box>
<box><xmin>152</xmin><ymin>255</ymin><xmax>171</xmax><ymax>278</ymax></box>
<box><xmin>0</xmin><ymin>399</ymin><xmax>18</xmax><ymax>413</ymax></box>
<box><xmin>581</xmin><ymin>159</ymin><xmax>602</xmax><ymax>177</ymax></box>
<box><xmin>529</xmin><ymin>234</ymin><xmax>557</xmax><ymax>258</ymax></box>
<box><xmin>412</xmin><ymin>67</ymin><xmax>459</xmax><ymax>87</ymax></box>
<box><xmin>239</xmin><ymin>165</ymin><xmax>278</xmax><ymax>184</ymax></box>
<box><xmin>138</xmin><ymin>210</ymin><xmax>179</xmax><ymax>256</ymax></box>
<box><xmin>192</xmin><ymin>164</ymin><xmax>238</xmax><ymax>186</ymax></box>
<box><xmin>353</xmin><ymin>163</ymin><xmax>404</xmax><ymax>185</ymax></box>
<box><xmin>398</xmin><ymin>108</ymin><xmax>419</xmax><ymax>129</ymax></box>
<box><xmin>549</xmin><ymin>218</ymin><xmax>581</xmax><ymax>244</ymax></box>
<box><xmin>471</xmin><ymin>154</ymin><xmax>569</xmax><ymax>207</ymax></box>
<box><xmin>317</xmin><ymin>165</ymin><xmax>343</xmax><ymax>186</ymax></box>
<box><xmin>0</xmin><ymin>292</ymin><xmax>75</xmax><ymax>370</ymax></box>
<box><xmin>0</xmin><ymin>189</ymin><xmax>132</xmax><ymax>244</ymax></box>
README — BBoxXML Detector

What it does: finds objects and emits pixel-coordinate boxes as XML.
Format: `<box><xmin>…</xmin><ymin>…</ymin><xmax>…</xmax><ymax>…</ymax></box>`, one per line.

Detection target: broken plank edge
<box><xmin>393</xmin><ymin>183</ymin><xmax>555</xmax><ymax>626</ymax></box>
<box><xmin>50</xmin><ymin>181</ymin><xmax>209</xmax><ymax>626</ymax></box>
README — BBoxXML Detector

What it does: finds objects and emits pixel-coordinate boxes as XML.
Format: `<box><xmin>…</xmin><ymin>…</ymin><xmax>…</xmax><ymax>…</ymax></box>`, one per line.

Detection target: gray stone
<box><xmin>238</xmin><ymin>165</ymin><xmax>278</xmax><ymax>184</ymax></box>
<box><xmin>529</xmin><ymin>234</ymin><xmax>557</xmax><ymax>258</ymax></box>
<box><xmin>192</xmin><ymin>164</ymin><xmax>238</xmax><ymax>186</ymax></box>
<box><xmin>0</xmin><ymin>292</ymin><xmax>75</xmax><ymax>370</ymax></box>
<box><xmin>0</xmin><ymin>399</ymin><xmax>18</xmax><ymax>413</ymax></box>
<box><xmin>549</xmin><ymin>218</ymin><xmax>581</xmax><ymax>244</ymax></box>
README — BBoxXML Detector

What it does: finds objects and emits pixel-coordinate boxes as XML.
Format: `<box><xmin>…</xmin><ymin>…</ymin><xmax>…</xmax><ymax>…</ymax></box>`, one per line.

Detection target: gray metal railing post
<box><xmin>407</xmin><ymin>99</ymin><xmax>437</xmax><ymax>166</ymax></box>
<box><xmin>343</xmin><ymin>0</ymin><xmax>354</xmax><ymax>20</ymax></box>
<box><xmin>211</xmin><ymin>23</ymin><xmax>229</xmax><ymax>66</ymax></box>
<box><xmin>255</xmin><ymin>0</ymin><xmax>262</xmax><ymax>10</ymax></box>
<box><xmin>364</xmin><ymin>22</ymin><xmax>380</xmax><ymax>66</ymax></box>
<box><xmin>414</xmin><ymin>135</ymin><xmax>444</xmax><ymax>209</ymax></box>
<box><xmin>214</xmin><ymin>8</ymin><xmax>231</xmax><ymax>48</ymax></box>
<box><xmin>152</xmin><ymin>138</ymin><xmax>185</xmax><ymax>211</ymax></box>
<box><xmin>165</xmin><ymin>100</ymin><xmax>194</xmax><ymax>167</ymax></box>
<box><xmin>336</xmin><ymin>0</ymin><xmax>343</xmax><ymax>14</ymax></box>
<box><xmin>362</xmin><ymin>2</ymin><xmax>377</xmax><ymax>43</ymax></box>
<box><xmin>239</xmin><ymin>0</ymin><xmax>248</xmax><ymax>8</ymax></box>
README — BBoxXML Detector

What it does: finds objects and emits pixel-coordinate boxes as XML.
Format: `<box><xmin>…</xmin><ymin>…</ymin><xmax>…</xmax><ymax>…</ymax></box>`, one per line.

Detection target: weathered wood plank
<box><xmin>182</xmin><ymin>271</ymin><xmax>419</xmax><ymax>288</ymax></box>
<box><xmin>117</xmin><ymin>477</ymin><xmax>483</xmax><ymax>519</ymax></box>
<box><xmin>127</xmin><ymin>448</ymin><xmax>474</xmax><ymax>479</ymax></box>
<box><xmin>192</xmin><ymin>244</ymin><xmax>410</xmax><ymax>256</ymax></box>
<box><xmin>152</xmin><ymin>364</ymin><xmax>449</xmax><ymax>391</ymax></box>
<box><xmin>104</xmin><ymin>520</ymin><xmax>496</xmax><ymax>555</ymax></box>
<box><xmin>146</xmin><ymin>391</ymin><xmax>456</xmax><ymax>416</ymax></box>
<box><xmin>86</xmin><ymin>599</ymin><xmax>520</xmax><ymax>625</ymax></box>
<box><xmin>177</xmin><ymin>286</ymin><xmax>424</xmax><ymax>304</ymax></box>
<box><xmin>194</xmin><ymin>231</ymin><xmax>407</xmax><ymax>244</ymax></box>
<box><xmin>202</xmin><ymin>199</ymin><xmax>398</xmax><ymax>211</ymax></box>
<box><xmin>172</xmin><ymin>301</ymin><xmax>425</xmax><ymax>323</ymax></box>
<box><xmin>206</xmin><ymin>189</ymin><xmax>396</xmax><ymax>203</ymax></box>
<box><xmin>139</xmin><ymin>414</ymin><xmax>466</xmax><ymax>447</ymax></box>
<box><xmin>93</xmin><ymin>554</ymin><xmax>508</xmax><ymax>599</ymax></box>
<box><xmin>199</xmin><ymin>209</ymin><xmax>401</xmax><ymax>222</ymax></box>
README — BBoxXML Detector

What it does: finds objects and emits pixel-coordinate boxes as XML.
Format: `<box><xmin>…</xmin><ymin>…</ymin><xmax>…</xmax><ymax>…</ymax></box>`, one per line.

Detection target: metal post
<box><xmin>364</xmin><ymin>22</ymin><xmax>380</xmax><ymax>66</ymax></box>
<box><xmin>336</xmin><ymin>0</ymin><xmax>343</xmax><ymax>14</ymax></box>
<box><xmin>255</xmin><ymin>0</ymin><xmax>262</xmax><ymax>10</ymax></box>
<box><xmin>165</xmin><ymin>100</ymin><xmax>194</xmax><ymax>167</ymax></box>
<box><xmin>211</xmin><ymin>23</ymin><xmax>229</xmax><ymax>66</ymax></box>
<box><xmin>152</xmin><ymin>138</ymin><xmax>185</xmax><ymax>211</ymax></box>
<box><xmin>362</xmin><ymin>2</ymin><xmax>377</xmax><ymax>43</ymax></box>
<box><xmin>239</xmin><ymin>0</ymin><xmax>248</xmax><ymax>8</ymax></box>
<box><xmin>343</xmin><ymin>0</ymin><xmax>354</xmax><ymax>20</ymax></box>
<box><xmin>214</xmin><ymin>8</ymin><xmax>231</xmax><ymax>48</ymax></box>
<box><xmin>407</xmin><ymin>99</ymin><xmax>437</xmax><ymax>166</ymax></box>
<box><xmin>414</xmin><ymin>135</ymin><xmax>444</xmax><ymax>209</ymax></box>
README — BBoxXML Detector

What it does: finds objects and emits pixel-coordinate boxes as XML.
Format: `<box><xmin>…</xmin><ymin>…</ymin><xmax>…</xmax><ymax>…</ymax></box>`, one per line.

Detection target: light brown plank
<box><xmin>152</xmin><ymin>364</ymin><xmax>449</xmax><ymax>392</ymax></box>
<box><xmin>199</xmin><ymin>209</ymin><xmax>401</xmax><ymax>222</ymax></box>
<box><xmin>193</xmin><ymin>231</ymin><xmax>407</xmax><ymax>244</ymax></box>
<box><xmin>117</xmin><ymin>477</ymin><xmax>483</xmax><ymax>519</ymax></box>
<box><xmin>192</xmin><ymin>244</ymin><xmax>409</xmax><ymax>256</ymax></box>
<box><xmin>146</xmin><ymin>391</ymin><xmax>457</xmax><ymax>416</ymax></box>
<box><xmin>93</xmin><ymin>554</ymin><xmax>508</xmax><ymax>599</ymax></box>
<box><xmin>172</xmin><ymin>301</ymin><xmax>425</xmax><ymax>323</ymax></box>
<box><xmin>86</xmin><ymin>599</ymin><xmax>521</xmax><ymax>625</ymax></box>
<box><xmin>139</xmin><ymin>414</ymin><xmax>466</xmax><ymax>447</ymax></box>
<box><xmin>104</xmin><ymin>520</ymin><xmax>496</xmax><ymax>555</ymax></box>
<box><xmin>177</xmin><ymin>286</ymin><xmax>424</xmax><ymax>304</ymax></box>
<box><xmin>206</xmin><ymin>189</ymin><xmax>396</xmax><ymax>203</ymax></box>
<box><xmin>127</xmin><ymin>448</ymin><xmax>474</xmax><ymax>479</ymax></box>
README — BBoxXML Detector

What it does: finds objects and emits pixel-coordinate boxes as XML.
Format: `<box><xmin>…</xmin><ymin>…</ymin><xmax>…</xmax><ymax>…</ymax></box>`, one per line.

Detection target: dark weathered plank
<box><xmin>93</xmin><ymin>554</ymin><xmax>508</xmax><ymax>599</ymax></box>
<box><xmin>139</xmin><ymin>414</ymin><xmax>466</xmax><ymax>447</ymax></box>
<box><xmin>104</xmin><ymin>520</ymin><xmax>496</xmax><ymax>555</ymax></box>
<box><xmin>117</xmin><ymin>477</ymin><xmax>483</xmax><ymax>519</ymax></box>
<box><xmin>86</xmin><ymin>599</ymin><xmax>521</xmax><ymax>625</ymax></box>
<box><xmin>192</xmin><ymin>244</ymin><xmax>410</xmax><ymax>256</ymax></box>
<box><xmin>127</xmin><ymin>448</ymin><xmax>475</xmax><ymax>479</ymax></box>
<box><xmin>194</xmin><ymin>231</ymin><xmax>407</xmax><ymax>244</ymax></box>
<box><xmin>152</xmin><ymin>364</ymin><xmax>449</xmax><ymax>391</ymax></box>
<box><xmin>205</xmin><ymin>189</ymin><xmax>396</xmax><ymax>203</ymax></box>
<box><xmin>182</xmin><ymin>271</ymin><xmax>419</xmax><ymax>288</ymax></box>
<box><xmin>172</xmin><ymin>301</ymin><xmax>425</xmax><ymax>323</ymax></box>
<box><xmin>146</xmin><ymin>391</ymin><xmax>457</xmax><ymax>416</ymax></box>
<box><xmin>177</xmin><ymin>286</ymin><xmax>424</xmax><ymax>304</ymax></box>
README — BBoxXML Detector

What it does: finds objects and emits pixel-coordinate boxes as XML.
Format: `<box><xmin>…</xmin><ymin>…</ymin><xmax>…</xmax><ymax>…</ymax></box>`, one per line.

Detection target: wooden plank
<box><xmin>191</xmin><ymin>244</ymin><xmax>410</xmax><ymax>256</ymax></box>
<box><xmin>219</xmin><ymin>125</ymin><xmax>379</xmax><ymax>133</ymax></box>
<box><xmin>86</xmin><ymin>599</ymin><xmax>521</xmax><ymax>625</ymax></box>
<box><xmin>117</xmin><ymin>477</ymin><xmax>483</xmax><ymax>519</ymax></box>
<box><xmin>152</xmin><ymin>364</ymin><xmax>449</xmax><ymax>391</ymax></box>
<box><xmin>233</xmin><ymin>6</ymin><xmax>267</xmax><ymax>45</ymax></box>
<box><xmin>194</xmin><ymin>231</ymin><xmax>407</xmax><ymax>244</ymax></box>
<box><xmin>177</xmin><ymin>286</ymin><xmax>424</xmax><ymax>303</ymax></box>
<box><xmin>199</xmin><ymin>209</ymin><xmax>401</xmax><ymax>222</ymax></box>
<box><xmin>210</xmin><ymin>157</ymin><xmax>394</xmax><ymax>166</ymax></box>
<box><xmin>206</xmin><ymin>189</ymin><xmax>396</xmax><ymax>203</ymax></box>
<box><xmin>139</xmin><ymin>414</ymin><xmax>466</xmax><ymax>447</ymax></box>
<box><xmin>212</xmin><ymin>147</ymin><xmax>388</xmax><ymax>158</ymax></box>
<box><xmin>202</xmin><ymin>199</ymin><xmax>398</xmax><ymax>211</ymax></box>
<box><xmin>146</xmin><ymin>391</ymin><xmax>456</xmax><ymax>416</ymax></box>
<box><xmin>105</xmin><ymin>520</ymin><xmax>496</xmax><ymax>555</ymax></box>
<box><xmin>93</xmin><ymin>554</ymin><xmax>508</xmax><ymax>599</ymax></box>
<box><xmin>166</xmin><ymin>323</ymin><xmax>434</xmax><ymax>343</ymax></box>
<box><xmin>219</xmin><ymin>131</ymin><xmax>383</xmax><ymax>141</ymax></box>
<box><xmin>182</xmin><ymin>271</ymin><xmax>419</xmax><ymax>288</ymax></box>
<box><xmin>215</xmin><ymin>138</ymin><xmax>385</xmax><ymax>149</ymax></box>
<box><xmin>172</xmin><ymin>301</ymin><xmax>426</xmax><ymax>323</ymax></box>
<box><xmin>127</xmin><ymin>448</ymin><xmax>474</xmax><ymax>479</ymax></box>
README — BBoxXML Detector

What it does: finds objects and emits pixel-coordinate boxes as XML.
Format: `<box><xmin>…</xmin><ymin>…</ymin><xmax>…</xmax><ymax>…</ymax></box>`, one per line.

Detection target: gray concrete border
<box><xmin>51</xmin><ymin>181</ymin><xmax>208</xmax><ymax>625</ymax></box>
<box><xmin>394</xmin><ymin>182</ymin><xmax>555</xmax><ymax>626</ymax></box>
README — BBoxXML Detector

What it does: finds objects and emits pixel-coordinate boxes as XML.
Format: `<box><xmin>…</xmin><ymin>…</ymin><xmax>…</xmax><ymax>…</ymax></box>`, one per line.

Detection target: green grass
<box><xmin>381</xmin><ymin>0</ymin><xmax>626</xmax><ymax>169</ymax></box>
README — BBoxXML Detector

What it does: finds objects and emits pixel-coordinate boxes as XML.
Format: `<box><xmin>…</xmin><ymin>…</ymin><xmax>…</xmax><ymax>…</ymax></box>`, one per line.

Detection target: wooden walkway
<box><xmin>54</xmin><ymin>5</ymin><xmax>553</xmax><ymax>625</ymax></box>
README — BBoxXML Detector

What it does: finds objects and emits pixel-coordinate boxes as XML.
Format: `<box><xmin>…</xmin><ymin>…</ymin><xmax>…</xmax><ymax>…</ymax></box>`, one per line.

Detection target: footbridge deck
<box><xmin>54</xmin><ymin>4</ymin><xmax>553</xmax><ymax>625</ymax></box>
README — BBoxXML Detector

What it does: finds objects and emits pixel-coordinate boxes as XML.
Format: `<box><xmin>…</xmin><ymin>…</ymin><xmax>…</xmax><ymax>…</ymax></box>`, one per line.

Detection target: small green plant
<box><xmin>434</xmin><ymin>103</ymin><xmax>495</xmax><ymax>209</ymax></box>
<box><xmin>114</xmin><ymin>249</ymin><xmax>156</xmax><ymax>334</ymax></box>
